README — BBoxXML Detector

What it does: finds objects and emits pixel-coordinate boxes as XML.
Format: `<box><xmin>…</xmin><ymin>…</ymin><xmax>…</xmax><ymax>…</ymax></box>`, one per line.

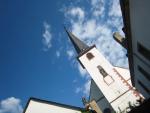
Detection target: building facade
<box><xmin>117</xmin><ymin>0</ymin><xmax>150</xmax><ymax>99</ymax></box>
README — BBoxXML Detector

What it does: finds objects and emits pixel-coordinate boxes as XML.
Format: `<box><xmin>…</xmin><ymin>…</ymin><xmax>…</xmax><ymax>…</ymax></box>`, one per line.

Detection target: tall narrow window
<box><xmin>138</xmin><ymin>66</ymin><xmax>150</xmax><ymax>81</ymax></box>
<box><xmin>138</xmin><ymin>80</ymin><xmax>150</xmax><ymax>94</ymax></box>
<box><xmin>97</xmin><ymin>65</ymin><xmax>108</xmax><ymax>78</ymax></box>
<box><xmin>97</xmin><ymin>65</ymin><xmax>114</xmax><ymax>85</ymax></box>
<box><xmin>86</xmin><ymin>52</ymin><xmax>94</xmax><ymax>60</ymax></box>
<box><xmin>137</xmin><ymin>42</ymin><xmax>150</xmax><ymax>61</ymax></box>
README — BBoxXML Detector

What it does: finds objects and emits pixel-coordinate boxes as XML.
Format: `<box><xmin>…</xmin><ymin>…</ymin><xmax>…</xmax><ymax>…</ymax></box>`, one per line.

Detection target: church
<box><xmin>23</xmin><ymin>28</ymin><xmax>143</xmax><ymax>113</ymax></box>
<box><xmin>65</xmin><ymin>28</ymin><xmax>143</xmax><ymax>113</ymax></box>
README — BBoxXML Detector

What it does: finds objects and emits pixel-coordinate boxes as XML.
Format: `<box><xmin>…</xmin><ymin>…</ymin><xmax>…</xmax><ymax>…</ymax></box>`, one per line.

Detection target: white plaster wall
<box><xmin>111</xmin><ymin>90</ymin><xmax>139</xmax><ymax>113</ymax></box>
<box><xmin>25</xmin><ymin>100</ymin><xmax>82</xmax><ymax>113</ymax></box>
<box><xmin>79</xmin><ymin>47</ymin><xmax>140</xmax><ymax>112</ymax></box>
<box><xmin>114</xmin><ymin>67</ymin><xmax>133</xmax><ymax>87</ymax></box>
<box><xmin>114</xmin><ymin>67</ymin><xmax>130</xmax><ymax>81</ymax></box>
<box><xmin>79</xmin><ymin>48</ymin><xmax>131</xmax><ymax>101</ymax></box>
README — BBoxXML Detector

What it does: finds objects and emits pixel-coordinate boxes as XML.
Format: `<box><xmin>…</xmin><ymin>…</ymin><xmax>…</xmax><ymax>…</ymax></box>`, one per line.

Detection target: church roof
<box><xmin>64</xmin><ymin>27</ymin><xmax>89</xmax><ymax>54</ymax></box>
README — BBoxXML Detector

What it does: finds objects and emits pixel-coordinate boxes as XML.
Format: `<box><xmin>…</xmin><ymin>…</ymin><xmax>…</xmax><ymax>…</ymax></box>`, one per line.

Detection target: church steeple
<box><xmin>64</xmin><ymin>27</ymin><xmax>89</xmax><ymax>54</ymax></box>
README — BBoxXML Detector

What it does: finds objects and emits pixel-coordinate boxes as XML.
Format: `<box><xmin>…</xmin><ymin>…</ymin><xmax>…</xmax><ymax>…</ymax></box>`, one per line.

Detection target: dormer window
<box><xmin>86</xmin><ymin>52</ymin><xmax>94</xmax><ymax>60</ymax></box>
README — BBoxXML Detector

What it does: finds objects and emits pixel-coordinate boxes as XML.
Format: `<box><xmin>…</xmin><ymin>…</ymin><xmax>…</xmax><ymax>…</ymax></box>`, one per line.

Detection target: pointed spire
<box><xmin>64</xmin><ymin>27</ymin><xmax>89</xmax><ymax>54</ymax></box>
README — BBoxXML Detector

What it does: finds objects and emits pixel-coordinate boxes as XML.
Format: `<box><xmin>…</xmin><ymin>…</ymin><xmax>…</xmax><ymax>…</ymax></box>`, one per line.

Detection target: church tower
<box><xmin>65</xmin><ymin>28</ymin><xmax>143</xmax><ymax>113</ymax></box>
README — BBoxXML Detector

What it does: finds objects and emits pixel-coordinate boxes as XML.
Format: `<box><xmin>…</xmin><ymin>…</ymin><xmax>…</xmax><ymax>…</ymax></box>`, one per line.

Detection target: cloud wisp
<box><xmin>42</xmin><ymin>22</ymin><xmax>52</xmax><ymax>51</ymax></box>
<box><xmin>56</xmin><ymin>51</ymin><xmax>60</xmax><ymax>58</ymax></box>
<box><xmin>66</xmin><ymin>49</ymin><xmax>75</xmax><ymax>60</ymax></box>
<box><xmin>75</xmin><ymin>80</ymin><xmax>91</xmax><ymax>97</ymax></box>
<box><xmin>0</xmin><ymin>97</ymin><xmax>23</xmax><ymax>113</ymax></box>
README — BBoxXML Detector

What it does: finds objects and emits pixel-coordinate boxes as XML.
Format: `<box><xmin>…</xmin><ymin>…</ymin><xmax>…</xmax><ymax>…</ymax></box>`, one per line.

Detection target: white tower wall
<box><xmin>78</xmin><ymin>46</ymin><xmax>141</xmax><ymax>112</ymax></box>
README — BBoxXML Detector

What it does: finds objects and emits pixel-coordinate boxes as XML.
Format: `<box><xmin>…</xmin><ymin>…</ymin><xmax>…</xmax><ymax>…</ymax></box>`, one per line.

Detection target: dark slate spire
<box><xmin>64</xmin><ymin>27</ymin><xmax>89</xmax><ymax>54</ymax></box>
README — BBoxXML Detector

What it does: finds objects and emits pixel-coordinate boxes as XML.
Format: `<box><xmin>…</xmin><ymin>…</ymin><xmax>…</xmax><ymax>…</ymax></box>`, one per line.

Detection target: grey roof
<box><xmin>64</xmin><ymin>27</ymin><xmax>89</xmax><ymax>54</ymax></box>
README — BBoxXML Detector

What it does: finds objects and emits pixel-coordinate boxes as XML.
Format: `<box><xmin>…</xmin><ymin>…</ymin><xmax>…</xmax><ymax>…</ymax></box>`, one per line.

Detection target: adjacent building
<box><xmin>114</xmin><ymin>0</ymin><xmax>150</xmax><ymax>99</ymax></box>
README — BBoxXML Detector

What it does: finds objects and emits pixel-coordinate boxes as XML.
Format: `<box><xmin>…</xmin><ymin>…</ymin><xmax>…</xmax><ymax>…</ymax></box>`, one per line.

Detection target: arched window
<box><xmin>86</xmin><ymin>52</ymin><xmax>94</xmax><ymax>60</ymax></box>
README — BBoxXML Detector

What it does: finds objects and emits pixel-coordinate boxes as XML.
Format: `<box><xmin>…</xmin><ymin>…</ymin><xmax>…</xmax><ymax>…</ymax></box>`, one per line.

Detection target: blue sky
<box><xmin>0</xmin><ymin>0</ymin><xmax>128</xmax><ymax>113</ymax></box>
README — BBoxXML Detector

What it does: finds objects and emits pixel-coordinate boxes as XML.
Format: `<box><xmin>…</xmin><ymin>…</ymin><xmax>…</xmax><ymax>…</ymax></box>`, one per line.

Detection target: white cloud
<box><xmin>83</xmin><ymin>80</ymin><xmax>91</xmax><ymax>96</ymax></box>
<box><xmin>42</xmin><ymin>22</ymin><xmax>52</xmax><ymax>51</ymax></box>
<box><xmin>73</xmin><ymin>79</ymin><xmax>78</xmax><ymax>83</ymax></box>
<box><xmin>66</xmin><ymin>49</ymin><xmax>75</xmax><ymax>59</ymax></box>
<box><xmin>77</xmin><ymin>64</ymin><xmax>88</xmax><ymax>78</ymax></box>
<box><xmin>64</xmin><ymin>0</ymin><xmax>128</xmax><ymax>68</ymax></box>
<box><xmin>56</xmin><ymin>51</ymin><xmax>60</xmax><ymax>58</ymax></box>
<box><xmin>71</xmin><ymin>19</ymin><xmax>104</xmax><ymax>41</ymax></box>
<box><xmin>108</xmin><ymin>0</ymin><xmax>122</xmax><ymax>17</ymax></box>
<box><xmin>66</xmin><ymin>7</ymin><xmax>85</xmax><ymax>21</ymax></box>
<box><xmin>0</xmin><ymin>97</ymin><xmax>23</xmax><ymax>113</ymax></box>
<box><xmin>75</xmin><ymin>80</ymin><xmax>91</xmax><ymax>97</ymax></box>
<box><xmin>90</xmin><ymin>0</ymin><xmax>105</xmax><ymax>17</ymax></box>
<box><xmin>75</xmin><ymin>87</ymin><xmax>82</xmax><ymax>94</ymax></box>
